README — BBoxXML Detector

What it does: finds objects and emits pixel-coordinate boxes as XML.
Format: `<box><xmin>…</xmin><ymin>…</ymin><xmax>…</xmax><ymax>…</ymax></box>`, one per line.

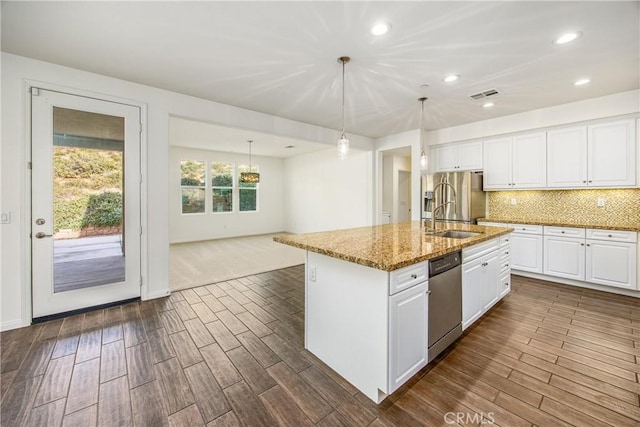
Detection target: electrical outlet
<box><xmin>309</xmin><ymin>267</ymin><xmax>316</xmax><ymax>282</ymax></box>
<box><xmin>597</xmin><ymin>197</ymin><xmax>606</xmax><ymax>207</ymax></box>
<box><xmin>0</xmin><ymin>212</ymin><xmax>9</xmax><ymax>224</ymax></box>
<box><xmin>510</xmin><ymin>198</ymin><xmax>517</xmax><ymax>206</ymax></box>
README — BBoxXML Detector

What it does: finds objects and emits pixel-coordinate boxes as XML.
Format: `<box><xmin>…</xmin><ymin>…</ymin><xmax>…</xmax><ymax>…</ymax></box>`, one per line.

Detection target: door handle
<box><xmin>35</xmin><ymin>232</ymin><xmax>53</xmax><ymax>239</ymax></box>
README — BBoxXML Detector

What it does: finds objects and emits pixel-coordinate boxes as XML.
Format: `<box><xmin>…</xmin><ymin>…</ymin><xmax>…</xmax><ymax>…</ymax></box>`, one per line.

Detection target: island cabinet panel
<box><xmin>586</xmin><ymin>240</ymin><xmax>637</xmax><ymax>290</ymax></box>
<box><xmin>388</xmin><ymin>282</ymin><xmax>428</xmax><ymax>394</ymax></box>
<box><xmin>461</xmin><ymin>250</ymin><xmax>500</xmax><ymax>329</ymax></box>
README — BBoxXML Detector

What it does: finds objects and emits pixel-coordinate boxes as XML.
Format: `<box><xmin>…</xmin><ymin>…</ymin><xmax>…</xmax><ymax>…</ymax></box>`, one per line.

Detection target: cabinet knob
<box><xmin>522</xmin><ymin>228</ymin><xmax>526</xmax><ymax>231</ymax></box>
<box><xmin>608</xmin><ymin>234</ymin><xmax>613</xmax><ymax>238</ymax></box>
<box><xmin>588</xmin><ymin>180</ymin><xmax>592</xmax><ymax>183</ymax></box>
<box><xmin>504</xmin><ymin>282</ymin><xmax>509</xmax><ymax>286</ymax></box>
<box><xmin>481</xmin><ymin>262</ymin><xmax>488</xmax><ymax>267</ymax></box>
<box><xmin>583</xmin><ymin>180</ymin><xmax>587</xmax><ymax>183</ymax></box>
<box><xmin>581</xmin><ymin>243</ymin><xmax>585</xmax><ymax>246</ymax></box>
<box><xmin>504</xmin><ymin>264</ymin><xmax>509</xmax><ymax>267</ymax></box>
<box><xmin>410</xmin><ymin>274</ymin><xmax>418</xmax><ymax>279</ymax></box>
<box><xmin>586</xmin><ymin>244</ymin><xmax>591</xmax><ymax>247</ymax></box>
<box><xmin>504</xmin><ymin>251</ymin><xmax>509</xmax><ymax>255</ymax></box>
<box><xmin>561</xmin><ymin>231</ymin><xmax>565</xmax><ymax>234</ymax></box>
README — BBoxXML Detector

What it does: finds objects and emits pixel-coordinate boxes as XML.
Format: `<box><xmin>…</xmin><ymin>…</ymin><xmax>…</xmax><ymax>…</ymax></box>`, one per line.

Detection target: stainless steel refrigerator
<box><xmin>421</xmin><ymin>171</ymin><xmax>486</xmax><ymax>223</ymax></box>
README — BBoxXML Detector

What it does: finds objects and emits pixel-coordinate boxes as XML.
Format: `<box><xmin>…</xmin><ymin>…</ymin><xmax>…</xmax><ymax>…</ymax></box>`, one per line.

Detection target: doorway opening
<box><xmin>380</xmin><ymin>147</ymin><xmax>412</xmax><ymax>224</ymax></box>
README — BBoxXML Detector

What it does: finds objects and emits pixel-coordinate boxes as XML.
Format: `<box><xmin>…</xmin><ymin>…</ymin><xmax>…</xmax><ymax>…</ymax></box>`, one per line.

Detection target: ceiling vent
<box><xmin>469</xmin><ymin>89</ymin><xmax>499</xmax><ymax>100</ymax></box>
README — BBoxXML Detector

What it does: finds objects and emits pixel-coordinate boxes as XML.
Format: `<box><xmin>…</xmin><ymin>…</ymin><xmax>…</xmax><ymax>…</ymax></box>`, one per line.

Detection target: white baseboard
<box><xmin>513</xmin><ymin>271</ymin><xmax>640</xmax><ymax>298</ymax></box>
<box><xmin>1</xmin><ymin>319</ymin><xmax>27</xmax><ymax>332</ymax></box>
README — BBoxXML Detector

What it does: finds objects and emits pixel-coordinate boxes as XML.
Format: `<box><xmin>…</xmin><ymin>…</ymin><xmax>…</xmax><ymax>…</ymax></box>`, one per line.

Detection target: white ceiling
<box><xmin>169</xmin><ymin>116</ymin><xmax>328</xmax><ymax>158</ymax></box>
<box><xmin>2</xmin><ymin>1</ymin><xmax>638</xmax><ymax>144</ymax></box>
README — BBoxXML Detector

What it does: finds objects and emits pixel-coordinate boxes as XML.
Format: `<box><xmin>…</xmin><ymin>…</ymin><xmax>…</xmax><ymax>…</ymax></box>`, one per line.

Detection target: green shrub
<box><xmin>54</xmin><ymin>196</ymin><xmax>89</xmax><ymax>231</ymax></box>
<box><xmin>81</xmin><ymin>192</ymin><xmax>123</xmax><ymax>228</ymax></box>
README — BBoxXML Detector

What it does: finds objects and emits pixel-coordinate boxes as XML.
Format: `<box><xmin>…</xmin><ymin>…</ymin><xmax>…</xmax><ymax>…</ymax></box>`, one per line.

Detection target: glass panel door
<box><xmin>32</xmin><ymin>89</ymin><xmax>141</xmax><ymax>318</ymax></box>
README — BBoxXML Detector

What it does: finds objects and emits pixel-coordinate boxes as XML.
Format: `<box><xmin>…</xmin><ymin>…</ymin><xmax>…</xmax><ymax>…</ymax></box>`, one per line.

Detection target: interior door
<box><xmin>31</xmin><ymin>88</ymin><xmax>141</xmax><ymax>319</ymax></box>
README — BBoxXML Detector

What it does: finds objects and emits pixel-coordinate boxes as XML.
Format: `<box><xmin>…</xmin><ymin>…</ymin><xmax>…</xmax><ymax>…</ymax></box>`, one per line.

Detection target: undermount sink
<box><xmin>428</xmin><ymin>230</ymin><xmax>482</xmax><ymax>239</ymax></box>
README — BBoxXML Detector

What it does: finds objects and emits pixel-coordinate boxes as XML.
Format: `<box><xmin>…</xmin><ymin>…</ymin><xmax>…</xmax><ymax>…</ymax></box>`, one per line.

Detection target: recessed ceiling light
<box><xmin>420</xmin><ymin>83</ymin><xmax>430</xmax><ymax>89</ymax></box>
<box><xmin>482</xmin><ymin>102</ymin><xmax>495</xmax><ymax>108</ymax></box>
<box><xmin>444</xmin><ymin>74</ymin><xmax>460</xmax><ymax>83</ymax></box>
<box><xmin>371</xmin><ymin>22</ymin><xmax>390</xmax><ymax>36</ymax></box>
<box><xmin>554</xmin><ymin>31</ymin><xmax>581</xmax><ymax>45</ymax></box>
<box><xmin>574</xmin><ymin>78</ymin><xmax>591</xmax><ymax>86</ymax></box>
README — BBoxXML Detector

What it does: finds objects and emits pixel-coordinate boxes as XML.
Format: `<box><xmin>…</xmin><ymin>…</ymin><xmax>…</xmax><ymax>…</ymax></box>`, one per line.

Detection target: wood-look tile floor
<box><xmin>1</xmin><ymin>267</ymin><xmax>639</xmax><ymax>426</ymax></box>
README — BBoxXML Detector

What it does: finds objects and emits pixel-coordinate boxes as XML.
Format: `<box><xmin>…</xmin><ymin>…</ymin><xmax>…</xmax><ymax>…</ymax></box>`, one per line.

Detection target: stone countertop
<box><xmin>273</xmin><ymin>221</ymin><xmax>513</xmax><ymax>272</ymax></box>
<box><xmin>478</xmin><ymin>218</ymin><xmax>640</xmax><ymax>232</ymax></box>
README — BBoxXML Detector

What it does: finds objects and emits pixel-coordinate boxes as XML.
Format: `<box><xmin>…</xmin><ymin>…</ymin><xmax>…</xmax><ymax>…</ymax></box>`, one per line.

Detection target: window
<box><xmin>238</xmin><ymin>164</ymin><xmax>258</xmax><ymax>212</ymax></box>
<box><xmin>180</xmin><ymin>160</ymin><xmax>205</xmax><ymax>214</ymax></box>
<box><xmin>211</xmin><ymin>162</ymin><xmax>233</xmax><ymax>213</ymax></box>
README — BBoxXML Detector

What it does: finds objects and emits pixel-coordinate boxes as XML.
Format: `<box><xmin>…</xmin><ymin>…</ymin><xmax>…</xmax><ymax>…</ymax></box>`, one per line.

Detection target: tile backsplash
<box><xmin>487</xmin><ymin>189</ymin><xmax>640</xmax><ymax>228</ymax></box>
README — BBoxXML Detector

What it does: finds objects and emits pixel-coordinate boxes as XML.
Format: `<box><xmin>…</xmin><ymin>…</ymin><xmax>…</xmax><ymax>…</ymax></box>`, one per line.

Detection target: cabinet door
<box><xmin>512</xmin><ymin>133</ymin><xmax>546</xmax><ymax>188</ymax></box>
<box><xmin>457</xmin><ymin>141</ymin><xmax>483</xmax><ymax>171</ymax></box>
<box><xmin>388</xmin><ymin>282</ymin><xmax>428</xmax><ymax>393</ymax></box>
<box><xmin>543</xmin><ymin>236</ymin><xmax>585</xmax><ymax>281</ymax></box>
<box><xmin>434</xmin><ymin>145</ymin><xmax>458</xmax><ymax>172</ymax></box>
<box><xmin>547</xmin><ymin>127</ymin><xmax>588</xmax><ymax>188</ymax></box>
<box><xmin>588</xmin><ymin>120</ymin><xmax>636</xmax><ymax>187</ymax></box>
<box><xmin>482</xmin><ymin>252</ymin><xmax>500</xmax><ymax>311</ymax></box>
<box><xmin>586</xmin><ymin>240</ymin><xmax>637</xmax><ymax>290</ymax></box>
<box><xmin>483</xmin><ymin>138</ymin><xmax>512</xmax><ymax>190</ymax></box>
<box><xmin>462</xmin><ymin>257</ymin><xmax>485</xmax><ymax>329</ymax></box>
<box><xmin>510</xmin><ymin>233</ymin><xmax>543</xmax><ymax>273</ymax></box>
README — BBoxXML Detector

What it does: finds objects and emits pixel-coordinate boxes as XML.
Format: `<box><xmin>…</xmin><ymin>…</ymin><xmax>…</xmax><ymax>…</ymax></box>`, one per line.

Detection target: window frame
<box><xmin>211</xmin><ymin>161</ymin><xmax>234</xmax><ymax>214</ymax></box>
<box><xmin>180</xmin><ymin>160</ymin><xmax>207</xmax><ymax>215</ymax></box>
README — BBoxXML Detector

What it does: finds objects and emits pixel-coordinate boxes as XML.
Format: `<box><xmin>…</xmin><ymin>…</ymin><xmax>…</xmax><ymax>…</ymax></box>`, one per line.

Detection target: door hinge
<box><xmin>30</xmin><ymin>87</ymin><xmax>40</xmax><ymax>96</ymax></box>
<box><xmin>139</xmin><ymin>174</ymin><xmax>143</xmax><ymax>184</ymax></box>
<box><xmin>140</xmin><ymin>226</ymin><xmax>143</xmax><ymax>236</ymax></box>
<box><xmin>139</xmin><ymin>122</ymin><xmax>143</xmax><ymax>135</ymax></box>
<box><xmin>27</xmin><ymin>162</ymin><xmax>32</xmax><ymax>170</ymax></box>
<box><xmin>139</xmin><ymin>276</ymin><xmax>143</xmax><ymax>287</ymax></box>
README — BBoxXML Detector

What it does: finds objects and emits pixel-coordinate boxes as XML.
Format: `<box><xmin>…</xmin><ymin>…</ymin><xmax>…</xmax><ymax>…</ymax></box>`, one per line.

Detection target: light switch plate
<box><xmin>0</xmin><ymin>212</ymin><xmax>10</xmax><ymax>224</ymax></box>
<box><xmin>597</xmin><ymin>197</ymin><xmax>605</xmax><ymax>207</ymax></box>
<box><xmin>309</xmin><ymin>267</ymin><xmax>316</xmax><ymax>282</ymax></box>
<box><xmin>510</xmin><ymin>198</ymin><xmax>517</xmax><ymax>206</ymax></box>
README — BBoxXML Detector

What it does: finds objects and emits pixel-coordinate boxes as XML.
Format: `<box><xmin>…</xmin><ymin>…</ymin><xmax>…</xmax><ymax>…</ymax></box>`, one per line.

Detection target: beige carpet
<box><xmin>169</xmin><ymin>233</ymin><xmax>305</xmax><ymax>290</ymax></box>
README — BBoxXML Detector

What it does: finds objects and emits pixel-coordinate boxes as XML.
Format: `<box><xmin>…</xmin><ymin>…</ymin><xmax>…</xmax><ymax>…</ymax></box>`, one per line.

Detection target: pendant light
<box><xmin>337</xmin><ymin>56</ymin><xmax>350</xmax><ymax>160</ymax></box>
<box><xmin>240</xmin><ymin>140</ymin><xmax>260</xmax><ymax>183</ymax></box>
<box><xmin>418</xmin><ymin>97</ymin><xmax>428</xmax><ymax>169</ymax></box>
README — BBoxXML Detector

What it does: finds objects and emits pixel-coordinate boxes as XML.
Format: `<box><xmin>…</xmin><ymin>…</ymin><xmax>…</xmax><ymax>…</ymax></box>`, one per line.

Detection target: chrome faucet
<box><xmin>427</xmin><ymin>180</ymin><xmax>457</xmax><ymax>232</ymax></box>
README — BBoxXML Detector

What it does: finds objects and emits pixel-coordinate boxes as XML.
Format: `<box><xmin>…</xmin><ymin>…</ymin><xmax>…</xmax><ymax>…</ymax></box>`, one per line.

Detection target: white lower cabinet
<box><xmin>510</xmin><ymin>227</ymin><xmax>544</xmax><ymax>273</ymax></box>
<box><xmin>541</xmin><ymin>226</ymin><xmax>638</xmax><ymax>291</ymax></box>
<box><xmin>543</xmin><ymin>235</ymin><xmax>586</xmax><ymax>281</ymax></box>
<box><xmin>388</xmin><ymin>282</ymin><xmax>428</xmax><ymax>393</ymax></box>
<box><xmin>586</xmin><ymin>239</ymin><xmax>637</xmax><ymax>289</ymax></box>
<box><xmin>462</xmin><ymin>238</ymin><xmax>503</xmax><ymax>330</ymax></box>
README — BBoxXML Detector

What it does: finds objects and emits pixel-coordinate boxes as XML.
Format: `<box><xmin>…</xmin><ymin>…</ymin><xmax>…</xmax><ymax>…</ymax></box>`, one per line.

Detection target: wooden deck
<box><xmin>1</xmin><ymin>268</ymin><xmax>639</xmax><ymax>426</ymax></box>
<box><xmin>53</xmin><ymin>236</ymin><xmax>125</xmax><ymax>293</ymax></box>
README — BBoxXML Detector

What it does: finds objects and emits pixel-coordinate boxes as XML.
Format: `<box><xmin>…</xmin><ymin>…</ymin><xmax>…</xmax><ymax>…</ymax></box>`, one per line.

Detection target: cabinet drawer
<box><xmin>511</xmin><ymin>224</ymin><xmax>543</xmax><ymax>235</ymax></box>
<box><xmin>462</xmin><ymin>238</ymin><xmax>499</xmax><ymax>263</ymax></box>
<box><xmin>586</xmin><ymin>229</ymin><xmax>637</xmax><ymax>243</ymax></box>
<box><xmin>500</xmin><ymin>252</ymin><xmax>510</xmax><ymax>271</ymax></box>
<box><xmin>544</xmin><ymin>226</ymin><xmax>586</xmax><ymax>238</ymax></box>
<box><xmin>500</xmin><ymin>234</ymin><xmax>511</xmax><ymax>247</ymax></box>
<box><xmin>389</xmin><ymin>261</ymin><xmax>428</xmax><ymax>295</ymax></box>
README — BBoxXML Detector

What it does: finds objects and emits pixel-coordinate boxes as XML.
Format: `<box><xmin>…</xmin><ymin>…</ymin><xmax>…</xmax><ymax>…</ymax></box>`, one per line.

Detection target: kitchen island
<box><xmin>275</xmin><ymin>221</ymin><xmax>513</xmax><ymax>403</ymax></box>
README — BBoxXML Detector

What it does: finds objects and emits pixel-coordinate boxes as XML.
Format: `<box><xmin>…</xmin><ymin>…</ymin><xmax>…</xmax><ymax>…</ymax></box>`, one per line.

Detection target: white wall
<box><xmin>0</xmin><ymin>53</ymin><xmax>374</xmax><ymax>331</ymax></box>
<box><xmin>425</xmin><ymin>90</ymin><xmax>640</xmax><ymax>145</ymax></box>
<box><xmin>169</xmin><ymin>147</ymin><xmax>285</xmax><ymax>243</ymax></box>
<box><xmin>283</xmin><ymin>148</ymin><xmax>373</xmax><ymax>233</ymax></box>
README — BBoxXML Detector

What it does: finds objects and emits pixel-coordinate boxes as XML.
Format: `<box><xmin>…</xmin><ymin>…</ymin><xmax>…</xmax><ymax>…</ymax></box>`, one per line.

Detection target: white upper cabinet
<box><xmin>483</xmin><ymin>133</ymin><xmax>546</xmax><ymax>190</ymax></box>
<box><xmin>548</xmin><ymin>119</ymin><xmax>636</xmax><ymax>188</ymax></box>
<box><xmin>588</xmin><ymin>120</ymin><xmax>636</xmax><ymax>187</ymax></box>
<box><xmin>547</xmin><ymin>127</ymin><xmax>588</xmax><ymax>187</ymax></box>
<box><xmin>433</xmin><ymin>141</ymin><xmax>482</xmax><ymax>172</ymax></box>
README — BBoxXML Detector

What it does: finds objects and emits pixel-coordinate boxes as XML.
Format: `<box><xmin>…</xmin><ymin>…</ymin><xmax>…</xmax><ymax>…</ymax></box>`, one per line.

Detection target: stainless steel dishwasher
<box><xmin>428</xmin><ymin>250</ymin><xmax>462</xmax><ymax>362</ymax></box>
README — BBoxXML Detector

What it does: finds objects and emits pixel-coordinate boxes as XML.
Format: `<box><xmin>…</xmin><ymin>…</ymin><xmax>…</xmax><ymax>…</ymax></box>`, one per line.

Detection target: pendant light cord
<box><xmin>341</xmin><ymin>58</ymin><xmax>346</xmax><ymax>137</ymax></box>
